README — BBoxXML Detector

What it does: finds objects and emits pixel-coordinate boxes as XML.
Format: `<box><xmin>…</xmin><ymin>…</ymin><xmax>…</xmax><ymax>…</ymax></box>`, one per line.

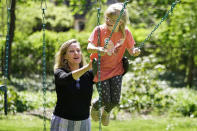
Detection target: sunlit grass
<box><xmin>0</xmin><ymin>114</ymin><xmax>197</xmax><ymax>131</ymax></box>
<box><xmin>0</xmin><ymin>114</ymin><xmax>50</xmax><ymax>131</ymax></box>
<box><xmin>92</xmin><ymin>117</ymin><xmax>197</xmax><ymax>131</ymax></box>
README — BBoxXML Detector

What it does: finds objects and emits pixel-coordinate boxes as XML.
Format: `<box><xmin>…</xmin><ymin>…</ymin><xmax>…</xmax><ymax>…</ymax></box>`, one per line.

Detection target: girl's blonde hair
<box><xmin>105</xmin><ymin>3</ymin><xmax>127</xmax><ymax>38</ymax></box>
<box><xmin>54</xmin><ymin>39</ymin><xmax>84</xmax><ymax>71</ymax></box>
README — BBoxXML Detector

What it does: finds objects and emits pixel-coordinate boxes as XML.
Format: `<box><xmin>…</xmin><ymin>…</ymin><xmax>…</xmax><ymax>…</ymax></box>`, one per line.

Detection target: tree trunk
<box><xmin>186</xmin><ymin>46</ymin><xmax>194</xmax><ymax>88</ymax></box>
<box><xmin>64</xmin><ymin>0</ymin><xmax>70</xmax><ymax>6</ymax></box>
<box><xmin>6</xmin><ymin>0</ymin><xmax>16</xmax><ymax>79</ymax></box>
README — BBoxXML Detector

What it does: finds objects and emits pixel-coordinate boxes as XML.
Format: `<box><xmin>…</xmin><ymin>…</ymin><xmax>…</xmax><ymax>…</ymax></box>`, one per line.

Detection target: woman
<box><xmin>51</xmin><ymin>39</ymin><xmax>94</xmax><ymax>131</ymax></box>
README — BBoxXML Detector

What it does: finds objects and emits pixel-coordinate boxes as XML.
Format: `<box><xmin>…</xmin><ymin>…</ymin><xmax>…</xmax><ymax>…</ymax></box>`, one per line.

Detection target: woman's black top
<box><xmin>53</xmin><ymin>68</ymin><xmax>94</xmax><ymax>121</ymax></box>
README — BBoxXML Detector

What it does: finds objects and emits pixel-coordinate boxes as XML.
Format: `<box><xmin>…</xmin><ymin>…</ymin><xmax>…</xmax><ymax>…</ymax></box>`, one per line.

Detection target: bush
<box><xmin>120</xmin><ymin>55</ymin><xmax>173</xmax><ymax>114</ymax></box>
<box><xmin>0</xmin><ymin>85</ymin><xmax>30</xmax><ymax>113</ymax></box>
<box><xmin>17</xmin><ymin>91</ymin><xmax>56</xmax><ymax>110</ymax></box>
<box><xmin>12</xmin><ymin>29</ymin><xmax>91</xmax><ymax>76</ymax></box>
<box><xmin>0</xmin><ymin>77</ymin><xmax>57</xmax><ymax>113</ymax></box>
<box><xmin>16</xmin><ymin>1</ymin><xmax>73</xmax><ymax>35</ymax></box>
<box><xmin>0</xmin><ymin>84</ymin><xmax>56</xmax><ymax>113</ymax></box>
<box><xmin>169</xmin><ymin>88</ymin><xmax>197</xmax><ymax>117</ymax></box>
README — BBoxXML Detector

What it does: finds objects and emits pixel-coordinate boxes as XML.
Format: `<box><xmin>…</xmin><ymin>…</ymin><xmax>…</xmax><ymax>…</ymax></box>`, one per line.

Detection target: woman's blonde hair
<box><xmin>105</xmin><ymin>3</ymin><xmax>127</xmax><ymax>38</ymax></box>
<box><xmin>54</xmin><ymin>39</ymin><xmax>84</xmax><ymax>71</ymax></box>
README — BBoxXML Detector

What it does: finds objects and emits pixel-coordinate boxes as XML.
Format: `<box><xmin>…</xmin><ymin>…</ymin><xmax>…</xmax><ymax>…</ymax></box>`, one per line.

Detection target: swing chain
<box><xmin>6</xmin><ymin>0</ymin><xmax>12</xmax><ymax>9</ymax></box>
<box><xmin>139</xmin><ymin>0</ymin><xmax>181</xmax><ymax>49</ymax></box>
<box><xmin>3</xmin><ymin>0</ymin><xmax>12</xmax><ymax>116</ymax></box>
<box><xmin>96</xmin><ymin>1</ymin><xmax>102</xmax><ymax>130</ymax></box>
<box><xmin>5</xmin><ymin>0</ymin><xmax>12</xmax><ymax>79</ymax></box>
<box><xmin>41</xmin><ymin>0</ymin><xmax>47</xmax><ymax>10</ymax></box>
<box><xmin>41</xmin><ymin>0</ymin><xmax>47</xmax><ymax>130</ymax></box>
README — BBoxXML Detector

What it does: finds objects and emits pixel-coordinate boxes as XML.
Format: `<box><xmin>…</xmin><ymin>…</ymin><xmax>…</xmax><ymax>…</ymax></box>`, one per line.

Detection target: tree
<box><xmin>157</xmin><ymin>0</ymin><xmax>197</xmax><ymax>87</ymax></box>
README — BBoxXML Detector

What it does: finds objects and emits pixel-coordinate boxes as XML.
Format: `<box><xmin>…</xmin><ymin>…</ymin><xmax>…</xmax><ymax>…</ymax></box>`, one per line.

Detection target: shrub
<box><xmin>120</xmin><ymin>55</ymin><xmax>173</xmax><ymax>114</ymax></box>
<box><xmin>169</xmin><ymin>88</ymin><xmax>197</xmax><ymax>117</ymax></box>
<box><xmin>0</xmin><ymin>84</ymin><xmax>56</xmax><ymax>113</ymax></box>
<box><xmin>12</xmin><ymin>29</ymin><xmax>91</xmax><ymax>76</ymax></box>
<box><xmin>17</xmin><ymin>91</ymin><xmax>56</xmax><ymax>110</ymax></box>
<box><xmin>0</xmin><ymin>85</ymin><xmax>30</xmax><ymax>113</ymax></box>
<box><xmin>16</xmin><ymin>1</ymin><xmax>73</xmax><ymax>35</ymax></box>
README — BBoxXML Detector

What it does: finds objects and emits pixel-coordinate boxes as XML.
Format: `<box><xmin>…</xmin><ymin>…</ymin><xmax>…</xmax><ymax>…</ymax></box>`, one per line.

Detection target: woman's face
<box><xmin>64</xmin><ymin>42</ymin><xmax>82</xmax><ymax>66</ymax></box>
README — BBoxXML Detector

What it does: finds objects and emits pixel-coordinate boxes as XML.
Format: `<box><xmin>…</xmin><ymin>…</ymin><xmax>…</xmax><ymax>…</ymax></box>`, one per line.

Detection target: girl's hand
<box><xmin>105</xmin><ymin>41</ymin><xmax>114</xmax><ymax>56</ymax></box>
<box><xmin>98</xmin><ymin>47</ymin><xmax>107</xmax><ymax>56</ymax></box>
<box><xmin>113</xmin><ymin>44</ymin><xmax>122</xmax><ymax>55</ymax></box>
<box><xmin>113</xmin><ymin>39</ymin><xmax>124</xmax><ymax>55</ymax></box>
<box><xmin>132</xmin><ymin>48</ymin><xmax>141</xmax><ymax>56</ymax></box>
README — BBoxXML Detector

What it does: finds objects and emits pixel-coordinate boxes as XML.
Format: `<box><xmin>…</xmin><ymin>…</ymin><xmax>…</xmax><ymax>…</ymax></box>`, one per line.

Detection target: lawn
<box><xmin>0</xmin><ymin>114</ymin><xmax>197</xmax><ymax>131</ymax></box>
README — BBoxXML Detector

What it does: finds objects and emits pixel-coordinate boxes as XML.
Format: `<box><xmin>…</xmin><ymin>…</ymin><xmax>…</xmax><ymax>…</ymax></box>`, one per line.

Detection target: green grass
<box><xmin>0</xmin><ymin>114</ymin><xmax>197</xmax><ymax>131</ymax></box>
<box><xmin>93</xmin><ymin>117</ymin><xmax>197</xmax><ymax>131</ymax></box>
<box><xmin>0</xmin><ymin>114</ymin><xmax>50</xmax><ymax>131</ymax></box>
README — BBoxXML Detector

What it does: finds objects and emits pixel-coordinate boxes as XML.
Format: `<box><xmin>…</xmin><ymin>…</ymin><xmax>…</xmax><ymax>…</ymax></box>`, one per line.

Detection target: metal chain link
<box><xmin>139</xmin><ymin>0</ymin><xmax>180</xmax><ymax>49</ymax></box>
<box><xmin>41</xmin><ymin>0</ymin><xmax>47</xmax><ymax>130</ymax></box>
<box><xmin>3</xmin><ymin>0</ymin><xmax>12</xmax><ymax>116</ymax></box>
<box><xmin>96</xmin><ymin>0</ymin><xmax>102</xmax><ymax>130</ymax></box>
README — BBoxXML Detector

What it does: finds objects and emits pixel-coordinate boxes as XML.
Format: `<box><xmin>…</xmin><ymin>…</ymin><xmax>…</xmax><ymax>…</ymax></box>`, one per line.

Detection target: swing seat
<box><xmin>122</xmin><ymin>56</ymin><xmax>129</xmax><ymax>76</ymax></box>
<box><xmin>0</xmin><ymin>85</ymin><xmax>5</xmax><ymax>92</ymax></box>
<box><xmin>92</xmin><ymin>58</ymin><xmax>98</xmax><ymax>76</ymax></box>
<box><xmin>92</xmin><ymin>57</ymin><xmax>129</xmax><ymax>76</ymax></box>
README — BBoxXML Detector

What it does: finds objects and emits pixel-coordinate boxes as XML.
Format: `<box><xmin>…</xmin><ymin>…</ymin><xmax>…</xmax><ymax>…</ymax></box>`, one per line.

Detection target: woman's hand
<box><xmin>88</xmin><ymin>60</ymin><xmax>93</xmax><ymax>70</ymax></box>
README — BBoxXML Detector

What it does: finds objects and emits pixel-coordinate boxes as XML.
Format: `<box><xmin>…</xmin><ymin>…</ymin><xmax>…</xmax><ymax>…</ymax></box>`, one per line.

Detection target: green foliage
<box><xmin>67</xmin><ymin>0</ymin><xmax>107</xmax><ymax>14</ymax></box>
<box><xmin>0</xmin><ymin>86</ymin><xmax>17</xmax><ymax>113</ymax></box>
<box><xmin>127</xmin><ymin>0</ymin><xmax>172</xmax><ymax>28</ymax></box>
<box><xmin>120</xmin><ymin>55</ymin><xmax>173</xmax><ymax>114</ymax></box>
<box><xmin>17</xmin><ymin>91</ymin><xmax>56</xmax><ymax>110</ymax></box>
<box><xmin>1</xmin><ymin>0</ymin><xmax>197</xmax><ymax>117</ymax></box>
<box><xmin>169</xmin><ymin>88</ymin><xmax>197</xmax><ymax>117</ymax></box>
<box><xmin>0</xmin><ymin>0</ymin><xmax>7</xmax><ymax>37</ymax></box>
<box><xmin>118</xmin><ymin>55</ymin><xmax>197</xmax><ymax>117</ymax></box>
<box><xmin>16</xmin><ymin>1</ymin><xmax>73</xmax><ymax>35</ymax></box>
<box><xmin>0</xmin><ymin>73</ymin><xmax>56</xmax><ymax>113</ymax></box>
<box><xmin>0</xmin><ymin>85</ymin><xmax>33</xmax><ymax>113</ymax></box>
<box><xmin>45</xmin><ymin>3</ymin><xmax>74</xmax><ymax>31</ymax></box>
<box><xmin>84</xmin><ymin>9</ymin><xmax>103</xmax><ymax>32</ymax></box>
<box><xmin>12</xmin><ymin>31</ymin><xmax>59</xmax><ymax>75</ymax></box>
<box><xmin>155</xmin><ymin>0</ymin><xmax>197</xmax><ymax>86</ymax></box>
<box><xmin>12</xmin><ymin>29</ymin><xmax>90</xmax><ymax>76</ymax></box>
<box><xmin>10</xmin><ymin>76</ymin><xmax>54</xmax><ymax>91</ymax></box>
<box><xmin>0</xmin><ymin>84</ymin><xmax>56</xmax><ymax>113</ymax></box>
<box><xmin>84</xmin><ymin>4</ymin><xmax>106</xmax><ymax>31</ymax></box>
<box><xmin>15</xmin><ymin>93</ymin><xmax>34</xmax><ymax>112</ymax></box>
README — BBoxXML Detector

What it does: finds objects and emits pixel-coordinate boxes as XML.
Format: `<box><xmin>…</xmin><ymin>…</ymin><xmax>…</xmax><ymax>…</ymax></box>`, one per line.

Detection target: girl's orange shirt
<box><xmin>88</xmin><ymin>25</ymin><xmax>135</xmax><ymax>82</ymax></box>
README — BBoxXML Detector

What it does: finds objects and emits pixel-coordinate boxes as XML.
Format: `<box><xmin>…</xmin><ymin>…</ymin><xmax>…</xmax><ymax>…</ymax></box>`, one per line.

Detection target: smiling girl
<box><xmin>87</xmin><ymin>3</ymin><xmax>140</xmax><ymax>126</ymax></box>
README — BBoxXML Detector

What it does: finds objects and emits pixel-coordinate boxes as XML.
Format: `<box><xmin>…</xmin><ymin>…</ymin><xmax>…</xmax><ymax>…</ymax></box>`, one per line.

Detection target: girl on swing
<box><xmin>87</xmin><ymin>3</ymin><xmax>140</xmax><ymax>126</ymax></box>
